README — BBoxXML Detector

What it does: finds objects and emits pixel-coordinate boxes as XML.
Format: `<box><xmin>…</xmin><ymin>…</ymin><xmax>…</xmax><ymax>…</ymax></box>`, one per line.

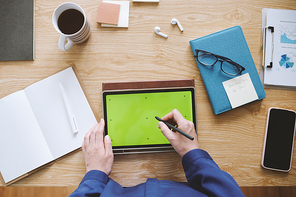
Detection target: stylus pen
<box><xmin>155</xmin><ymin>116</ymin><xmax>194</xmax><ymax>141</ymax></box>
<box><xmin>59</xmin><ymin>82</ymin><xmax>79</xmax><ymax>134</ymax></box>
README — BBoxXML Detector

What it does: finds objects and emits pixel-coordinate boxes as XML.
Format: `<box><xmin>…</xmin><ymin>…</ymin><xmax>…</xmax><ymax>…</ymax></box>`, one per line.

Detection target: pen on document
<box><xmin>59</xmin><ymin>82</ymin><xmax>79</xmax><ymax>134</ymax></box>
<box><xmin>155</xmin><ymin>116</ymin><xmax>194</xmax><ymax>140</ymax></box>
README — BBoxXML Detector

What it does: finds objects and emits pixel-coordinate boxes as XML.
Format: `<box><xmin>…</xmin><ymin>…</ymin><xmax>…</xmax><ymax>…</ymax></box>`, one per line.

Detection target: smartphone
<box><xmin>261</xmin><ymin>108</ymin><xmax>296</xmax><ymax>172</ymax></box>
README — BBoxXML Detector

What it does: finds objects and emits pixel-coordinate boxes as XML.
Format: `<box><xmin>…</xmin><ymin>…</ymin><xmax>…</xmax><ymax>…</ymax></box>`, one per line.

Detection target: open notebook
<box><xmin>0</xmin><ymin>67</ymin><xmax>97</xmax><ymax>185</ymax></box>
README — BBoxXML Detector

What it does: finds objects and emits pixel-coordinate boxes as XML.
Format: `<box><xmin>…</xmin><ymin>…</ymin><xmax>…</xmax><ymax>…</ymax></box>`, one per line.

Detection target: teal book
<box><xmin>190</xmin><ymin>26</ymin><xmax>266</xmax><ymax>115</ymax></box>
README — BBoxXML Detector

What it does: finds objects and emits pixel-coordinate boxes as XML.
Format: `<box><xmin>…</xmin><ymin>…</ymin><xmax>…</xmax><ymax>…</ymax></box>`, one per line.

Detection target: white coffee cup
<box><xmin>52</xmin><ymin>2</ymin><xmax>91</xmax><ymax>51</ymax></box>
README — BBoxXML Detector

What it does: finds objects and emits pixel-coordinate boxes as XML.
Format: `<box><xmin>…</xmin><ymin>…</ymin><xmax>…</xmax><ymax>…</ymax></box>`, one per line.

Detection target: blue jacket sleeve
<box><xmin>69</xmin><ymin>170</ymin><xmax>109</xmax><ymax>197</ymax></box>
<box><xmin>182</xmin><ymin>149</ymin><xmax>245</xmax><ymax>197</ymax></box>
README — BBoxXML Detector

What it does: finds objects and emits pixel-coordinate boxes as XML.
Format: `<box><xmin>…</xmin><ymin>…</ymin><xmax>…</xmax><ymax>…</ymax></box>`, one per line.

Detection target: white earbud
<box><xmin>154</xmin><ymin>26</ymin><xmax>168</xmax><ymax>38</ymax></box>
<box><xmin>171</xmin><ymin>18</ymin><xmax>183</xmax><ymax>32</ymax></box>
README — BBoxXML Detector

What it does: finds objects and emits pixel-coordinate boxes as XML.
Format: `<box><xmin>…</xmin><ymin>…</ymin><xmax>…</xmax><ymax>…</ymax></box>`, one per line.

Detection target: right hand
<box><xmin>158</xmin><ymin>109</ymin><xmax>199</xmax><ymax>157</ymax></box>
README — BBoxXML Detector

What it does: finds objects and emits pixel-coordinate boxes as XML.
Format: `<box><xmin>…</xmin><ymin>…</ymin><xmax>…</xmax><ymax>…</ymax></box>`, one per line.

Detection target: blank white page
<box><xmin>24</xmin><ymin>67</ymin><xmax>97</xmax><ymax>159</ymax></box>
<box><xmin>0</xmin><ymin>91</ymin><xmax>53</xmax><ymax>183</ymax></box>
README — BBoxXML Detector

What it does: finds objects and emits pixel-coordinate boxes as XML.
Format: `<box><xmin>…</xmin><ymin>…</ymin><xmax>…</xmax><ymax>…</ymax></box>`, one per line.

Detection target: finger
<box><xmin>104</xmin><ymin>135</ymin><xmax>113</xmax><ymax>156</ymax></box>
<box><xmin>158</xmin><ymin>122</ymin><xmax>175</xmax><ymax>140</ymax></box>
<box><xmin>83</xmin><ymin>124</ymin><xmax>97</xmax><ymax>149</ymax></box>
<box><xmin>86</xmin><ymin>123</ymin><xmax>98</xmax><ymax>136</ymax></box>
<box><xmin>165</xmin><ymin>119</ymin><xmax>177</xmax><ymax>127</ymax></box>
<box><xmin>82</xmin><ymin>139</ymin><xmax>85</xmax><ymax>153</ymax></box>
<box><xmin>96</xmin><ymin>118</ymin><xmax>105</xmax><ymax>143</ymax></box>
<box><xmin>90</xmin><ymin>123</ymin><xmax>101</xmax><ymax>146</ymax></box>
<box><xmin>162</xmin><ymin>109</ymin><xmax>185</xmax><ymax>126</ymax></box>
<box><xmin>185</xmin><ymin>121</ymin><xmax>196</xmax><ymax>135</ymax></box>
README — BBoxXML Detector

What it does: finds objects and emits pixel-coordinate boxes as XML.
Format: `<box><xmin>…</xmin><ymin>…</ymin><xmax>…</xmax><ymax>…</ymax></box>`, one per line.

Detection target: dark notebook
<box><xmin>0</xmin><ymin>0</ymin><xmax>34</xmax><ymax>61</ymax></box>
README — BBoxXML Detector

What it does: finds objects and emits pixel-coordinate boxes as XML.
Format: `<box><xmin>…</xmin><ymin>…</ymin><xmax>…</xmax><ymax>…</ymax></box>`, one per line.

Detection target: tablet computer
<box><xmin>102</xmin><ymin>87</ymin><xmax>196</xmax><ymax>153</ymax></box>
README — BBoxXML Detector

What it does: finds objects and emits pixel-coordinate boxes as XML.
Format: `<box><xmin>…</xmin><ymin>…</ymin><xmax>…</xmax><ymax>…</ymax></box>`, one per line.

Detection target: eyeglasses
<box><xmin>194</xmin><ymin>49</ymin><xmax>245</xmax><ymax>76</ymax></box>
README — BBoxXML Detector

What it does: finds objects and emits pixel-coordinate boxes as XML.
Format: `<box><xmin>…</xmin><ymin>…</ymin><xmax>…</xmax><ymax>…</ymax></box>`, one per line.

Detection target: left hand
<box><xmin>82</xmin><ymin>119</ymin><xmax>114</xmax><ymax>175</ymax></box>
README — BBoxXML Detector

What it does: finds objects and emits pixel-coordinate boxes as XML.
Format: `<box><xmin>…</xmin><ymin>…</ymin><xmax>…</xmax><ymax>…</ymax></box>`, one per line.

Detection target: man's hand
<box><xmin>82</xmin><ymin>119</ymin><xmax>114</xmax><ymax>175</ymax></box>
<box><xmin>158</xmin><ymin>109</ymin><xmax>199</xmax><ymax>157</ymax></box>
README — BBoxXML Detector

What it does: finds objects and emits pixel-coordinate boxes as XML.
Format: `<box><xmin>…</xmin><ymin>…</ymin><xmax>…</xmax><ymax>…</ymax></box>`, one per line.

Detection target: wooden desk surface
<box><xmin>0</xmin><ymin>0</ymin><xmax>296</xmax><ymax>187</ymax></box>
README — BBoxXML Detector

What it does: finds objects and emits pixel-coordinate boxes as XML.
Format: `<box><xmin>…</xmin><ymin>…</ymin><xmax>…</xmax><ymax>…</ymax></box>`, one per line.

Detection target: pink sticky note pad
<box><xmin>97</xmin><ymin>2</ymin><xmax>121</xmax><ymax>25</ymax></box>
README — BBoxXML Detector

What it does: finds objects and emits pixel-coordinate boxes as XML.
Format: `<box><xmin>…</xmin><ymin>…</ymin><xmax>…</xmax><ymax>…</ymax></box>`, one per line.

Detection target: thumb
<box><xmin>104</xmin><ymin>135</ymin><xmax>113</xmax><ymax>155</ymax></box>
<box><xmin>158</xmin><ymin>122</ymin><xmax>174</xmax><ymax>140</ymax></box>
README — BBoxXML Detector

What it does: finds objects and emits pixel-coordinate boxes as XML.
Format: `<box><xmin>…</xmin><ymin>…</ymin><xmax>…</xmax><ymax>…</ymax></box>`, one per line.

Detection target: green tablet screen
<box><xmin>103</xmin><ymin>88</ymin><xmax>196</xmax><ymax>148</ymax></box>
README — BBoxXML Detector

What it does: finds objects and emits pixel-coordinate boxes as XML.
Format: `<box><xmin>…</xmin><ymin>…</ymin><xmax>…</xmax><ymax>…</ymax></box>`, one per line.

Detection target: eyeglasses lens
<box><xmin>197</xmin><ymin>51</ymin><xmax>217</xmax><ymax>66</ymax></box>
<box><xmin>222</xmin><ymin>61</ymin><xmax>241</xmax><ymax>75</ymax></box>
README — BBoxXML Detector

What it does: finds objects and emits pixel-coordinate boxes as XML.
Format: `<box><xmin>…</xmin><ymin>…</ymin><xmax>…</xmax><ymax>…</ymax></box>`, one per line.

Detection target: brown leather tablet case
<box><xmin>102</xmin><ymin>79</ymin><xmax>195</xmax><ymax>91</ymax></box>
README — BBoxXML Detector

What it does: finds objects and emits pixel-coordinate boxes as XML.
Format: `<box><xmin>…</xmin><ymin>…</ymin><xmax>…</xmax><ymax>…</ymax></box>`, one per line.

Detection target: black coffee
<box><xmin>58</xmin><ymin>9</ymin><xmax>84</xmax><ymax>35</ymax></box>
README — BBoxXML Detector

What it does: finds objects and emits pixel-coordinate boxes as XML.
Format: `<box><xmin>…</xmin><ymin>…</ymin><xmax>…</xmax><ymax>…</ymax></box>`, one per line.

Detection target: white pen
<box><xmin>59</xmin><ymin>82</ymin><xmax>79</xmax><ymax>134</ymax></box>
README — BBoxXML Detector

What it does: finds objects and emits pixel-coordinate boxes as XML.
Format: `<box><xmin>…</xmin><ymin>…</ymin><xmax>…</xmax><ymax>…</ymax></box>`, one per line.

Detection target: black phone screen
<box><xmin>263</xmin><ymin>108</ymin><xmax>296</xmax><ymax>171</ymax></box>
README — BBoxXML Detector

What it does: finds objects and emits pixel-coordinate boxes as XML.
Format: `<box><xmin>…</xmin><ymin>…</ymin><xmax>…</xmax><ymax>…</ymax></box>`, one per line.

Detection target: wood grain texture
<box><xmin>1</xmin><ymin>186</ymin><xmax>296</xmax><ymax>197</ymax></box>
<box><xmin>0</xmin><ymin>0</ymin><xmax>296</xmax><ymax>187</ymax></box>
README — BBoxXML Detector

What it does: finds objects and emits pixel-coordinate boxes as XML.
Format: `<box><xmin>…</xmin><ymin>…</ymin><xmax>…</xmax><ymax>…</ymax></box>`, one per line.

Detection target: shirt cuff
<box><xmin>182</xmin><ymin>149</ymin><xmax>213</xmax><ymax>171</ymax></box>
<box><xmin>80</xmin><ymin>170</ymin><xmax>109</xmax><ymax>185</ymax></box>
